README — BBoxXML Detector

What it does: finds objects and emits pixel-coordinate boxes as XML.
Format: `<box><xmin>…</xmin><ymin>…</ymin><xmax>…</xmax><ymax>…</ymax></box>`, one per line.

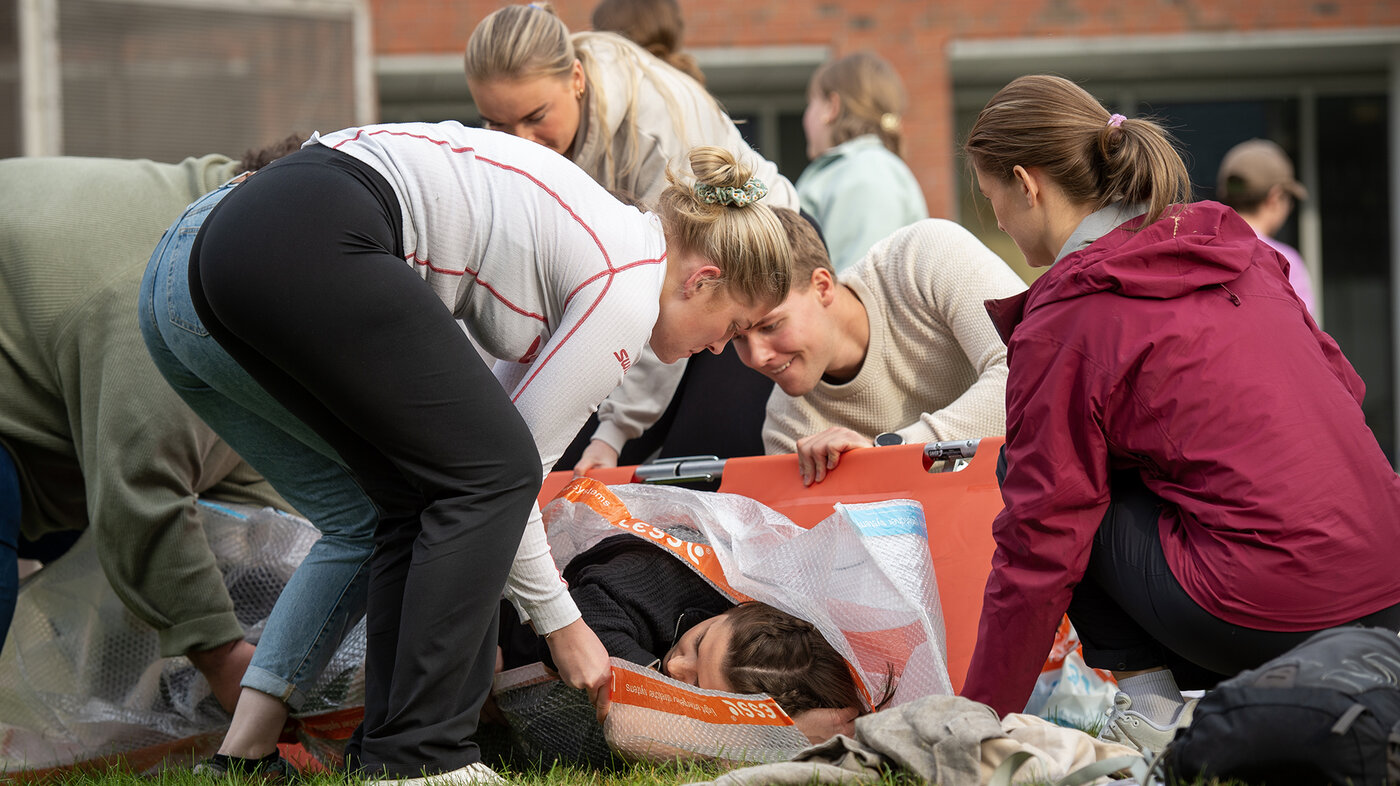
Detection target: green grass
<box><xmin>8</xmin><ymin>757</ymin><xmax>1256</xmax><ymax>786</ymax></box>
<box><xmin>16</xmin><ymin>759</ymin><xmax>752</xmax><ymax>786</ymax></box>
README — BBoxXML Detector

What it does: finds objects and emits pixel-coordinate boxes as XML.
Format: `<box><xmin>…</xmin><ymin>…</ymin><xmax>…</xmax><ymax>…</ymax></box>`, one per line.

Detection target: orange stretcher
<box><xmin>540</xmin><ymin>437</ymin><xmax>1005</xmax><ymax>693</ymax></box>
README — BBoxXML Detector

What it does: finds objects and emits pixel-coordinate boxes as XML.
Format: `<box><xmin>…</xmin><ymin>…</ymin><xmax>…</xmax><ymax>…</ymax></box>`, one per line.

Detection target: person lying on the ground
<box><xmin>0</xmin><ymin>140</ymin><xmax>302</xmax><ymax>711</ymax></box>
<box><xmin>500</xmin><ymin>534</ymin><xmax>867</xmax><ymax>742</ymax></box>
<box><xmin>733</xmin><ymin>208</ymin><xmax>1026</xmax><ymax>485</ymax></box>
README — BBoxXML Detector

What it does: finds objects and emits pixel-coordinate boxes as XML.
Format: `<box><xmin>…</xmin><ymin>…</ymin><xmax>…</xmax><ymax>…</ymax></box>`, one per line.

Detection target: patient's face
<box><xmin>661</xmin><ymin>613</ymin><xmax>736</xmax><ymax>692</ymax></box>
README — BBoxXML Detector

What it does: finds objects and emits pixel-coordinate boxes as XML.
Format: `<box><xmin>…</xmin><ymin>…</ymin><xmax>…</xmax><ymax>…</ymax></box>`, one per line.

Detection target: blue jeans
<box><xmin>139</xmin><ymin>183</ymin><xmax>377</xmax><ymax>710</ymax></box>
<box><xmin>0</xmin><ymin>441</ymin><xmax>19</xmax><ymax>653</ymax></box>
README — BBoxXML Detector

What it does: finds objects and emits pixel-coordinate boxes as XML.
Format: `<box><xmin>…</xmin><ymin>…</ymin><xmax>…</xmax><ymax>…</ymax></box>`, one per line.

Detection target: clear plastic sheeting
<box><xmin>488</xmin><ymin>480</ymin><xmax>951</xmax><ymax>766</ymax></box>
<box><xmin>1023</xmin><ymin>618</ymin><xmax>1117</xmax><ymax>730</ymax></box>
<box><xmin>602</xmin><ymin>661</ymin><xmax>811</xmax><ymax>764</ymax></box>
<box><xmin>0</xmin><ymin>502</ymin><xmax>366</xmax><ymax>775</ymax></box>
<box><xmin>542</xmin><ymin>480</ymin><xmax>954</xmax><ymax>711</ymax></box>
<box><xmin>490</xmin><ymin>664</ymin><xmax>614</xmax><ymax>769</ymax></box>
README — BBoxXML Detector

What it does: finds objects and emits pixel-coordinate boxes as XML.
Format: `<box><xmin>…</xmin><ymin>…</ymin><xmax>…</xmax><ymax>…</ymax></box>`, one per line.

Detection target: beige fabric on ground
<box><xmin>687</xmin><ymin>696</ymin><xmax>1137</xmax><ymax>786</ymax></box>
<box><xmin>990</xmin><ymin>713</ymin><xmax>1138</xmax><ymax>783</ymax></box>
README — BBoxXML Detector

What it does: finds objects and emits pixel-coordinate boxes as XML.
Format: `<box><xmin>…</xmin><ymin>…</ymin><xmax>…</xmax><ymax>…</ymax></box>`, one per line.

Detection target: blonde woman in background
<box><xmin>465</xmin><ymin>3</ymin><xmax>800</xmax><ymax>474</ymax></box>
<box><xmin>465</xmin><ymin>2</ymin><xmax>795</xmax><ymax>211</ymax></box>
<box><xmin>591</xmin><ymin>0</ymin><xmax>705</xmax><ymax>85</ymax></box>
<box><xmin>798</xmin><ymin>52</ymin><xmax>928</xmax><ymax>271</ymax></box>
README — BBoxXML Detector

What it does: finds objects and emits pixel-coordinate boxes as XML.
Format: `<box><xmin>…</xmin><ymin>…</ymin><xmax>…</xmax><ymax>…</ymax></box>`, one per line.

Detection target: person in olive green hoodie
<box><xmin>0</xmin><ymin>140</ymin><xmax>299</xmax><ymax>712</ymax></box>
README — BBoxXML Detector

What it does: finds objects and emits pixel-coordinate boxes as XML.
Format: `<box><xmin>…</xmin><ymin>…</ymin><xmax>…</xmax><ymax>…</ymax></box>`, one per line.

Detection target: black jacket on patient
<box><xmin>499</xmin><ymin>534</ymin><xmax>733</xmax><ymax>671</ymax></box>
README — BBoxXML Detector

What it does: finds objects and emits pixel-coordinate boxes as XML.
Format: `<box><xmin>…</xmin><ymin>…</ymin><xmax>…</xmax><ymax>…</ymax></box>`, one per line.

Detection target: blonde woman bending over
<box><xmin>465</xmin><ymin>3</ymin><xmax>801</xmax><ymax>474</ymax></box>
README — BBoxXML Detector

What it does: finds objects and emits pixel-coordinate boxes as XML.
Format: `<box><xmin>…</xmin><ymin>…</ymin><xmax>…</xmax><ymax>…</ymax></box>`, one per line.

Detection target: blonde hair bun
<box><xmin>687</xmin><ymin>146</ymin><xmax>753</xmax><ymax>192</ymax></box>
<box><xmin>655</xmin><ymin>145</ymin><xmax>792</xmax><ymax>307</ymax></box>
<box><xmin>690</xmin><ymin>147</ymin><xmax>768</xmax><ymax>207</ymax></box>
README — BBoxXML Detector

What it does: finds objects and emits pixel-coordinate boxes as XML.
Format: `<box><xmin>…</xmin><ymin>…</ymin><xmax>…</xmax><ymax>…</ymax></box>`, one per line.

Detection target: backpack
<box><xmin>1165</xmin><ymin>626</ymin><xmax>1400</xmax><ymax>786</ymax></box>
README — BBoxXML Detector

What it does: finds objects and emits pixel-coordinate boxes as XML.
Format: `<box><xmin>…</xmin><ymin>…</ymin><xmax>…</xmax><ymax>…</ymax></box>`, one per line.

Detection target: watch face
<box><xmin>874</xmin><ymin>432</ymin><xmax>903</xmax><ymax>447</ymax></box>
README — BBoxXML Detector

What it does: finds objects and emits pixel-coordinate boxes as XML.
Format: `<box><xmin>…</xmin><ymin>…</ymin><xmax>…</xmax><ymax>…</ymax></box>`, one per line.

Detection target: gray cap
<box><xmin>1217</xmin><ymin>139</ymin><xmax>1308</xmax><ymax>202</ymax></box>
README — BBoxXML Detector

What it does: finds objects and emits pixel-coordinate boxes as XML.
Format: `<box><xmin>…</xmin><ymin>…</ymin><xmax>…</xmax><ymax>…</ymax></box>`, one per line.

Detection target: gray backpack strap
<box><xmin>1387</xmin><ymin>717</ymin><xmax>1400</xmax><ymax>785</ymax></box>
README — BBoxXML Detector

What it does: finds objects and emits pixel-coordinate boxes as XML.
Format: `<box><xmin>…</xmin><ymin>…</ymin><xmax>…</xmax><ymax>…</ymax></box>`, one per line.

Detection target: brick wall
<box><xmin>371</xmin><ymin>0</ymin><xmax>1400</xmax><ymax>217</ymax></box>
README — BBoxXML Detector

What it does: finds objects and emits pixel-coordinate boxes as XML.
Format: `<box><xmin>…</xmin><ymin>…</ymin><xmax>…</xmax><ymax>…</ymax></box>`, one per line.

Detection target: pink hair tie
<box><xmin>1107</xmin><ymin>114</ymin><xmax>1126</xmax><ymax>128</ymax></box>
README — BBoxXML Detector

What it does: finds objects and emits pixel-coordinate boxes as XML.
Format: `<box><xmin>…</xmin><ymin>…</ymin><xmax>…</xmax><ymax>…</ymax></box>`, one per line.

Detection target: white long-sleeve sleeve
<box><xmin>316</xmin><ymin>121</ymin><xmax>670</xmax><ymax>633</ymax></box>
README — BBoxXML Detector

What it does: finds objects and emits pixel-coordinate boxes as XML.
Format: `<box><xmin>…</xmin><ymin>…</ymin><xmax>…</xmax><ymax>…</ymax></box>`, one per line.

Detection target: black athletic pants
<box><xmin>191</xmin><ymin>145</ymin><xmax>542</xmax><ymax>776</ymax></box>
<box><xmin>997</xmin><ymin>449</ymin><xmax>1400</xmax><ymax>690</ymax></box>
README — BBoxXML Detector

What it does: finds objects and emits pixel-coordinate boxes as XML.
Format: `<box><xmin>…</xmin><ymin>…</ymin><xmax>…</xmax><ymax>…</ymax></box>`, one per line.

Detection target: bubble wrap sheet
<box><xmin>1</xmin><ymin>483</ymin><xmax>950</xmax><ymax>772</ymax></box>
<box><xmin>493</xmin><ymin>660</ymin><xmax>811</xmax><ymax>768</ymax></box>
<box><xmin>0</xmin><ymin>503</ymin><xmax>365</xmax><ymax>775</ymax></box>
<box><xmin>543</xmin><ymin>480</ymin><xmax>953</xmax><ymax>710</ymax></box>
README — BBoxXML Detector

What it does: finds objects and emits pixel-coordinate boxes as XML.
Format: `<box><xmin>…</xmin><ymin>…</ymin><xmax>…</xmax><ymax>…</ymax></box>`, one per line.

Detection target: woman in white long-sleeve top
<box><xmin>140</xmin><ymin>127</ymin><xmax>791</xmax><ymax>785</ymax></box>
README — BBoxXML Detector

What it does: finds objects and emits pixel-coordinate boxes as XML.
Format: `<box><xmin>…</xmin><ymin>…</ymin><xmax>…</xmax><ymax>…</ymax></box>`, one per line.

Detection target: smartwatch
<box><xmin>874</xmin><ymin>432</ymin><xmax>904</xmax><ymax>447</ymax></box>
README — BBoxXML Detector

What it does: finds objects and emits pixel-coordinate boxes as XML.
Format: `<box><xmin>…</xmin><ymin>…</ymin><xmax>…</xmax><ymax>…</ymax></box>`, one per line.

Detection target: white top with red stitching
<box><xmin>311</xmin><ymin>122</ymin><xmax>668</xmax><ymax>634</ymax></box>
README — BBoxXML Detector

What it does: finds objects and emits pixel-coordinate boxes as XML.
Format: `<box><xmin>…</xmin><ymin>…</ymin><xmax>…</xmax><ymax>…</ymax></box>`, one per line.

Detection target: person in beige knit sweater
<box><xmin>734</xmin><ymin>210</ymin><xmax>1026</xmax><ymax>485</ymax></box>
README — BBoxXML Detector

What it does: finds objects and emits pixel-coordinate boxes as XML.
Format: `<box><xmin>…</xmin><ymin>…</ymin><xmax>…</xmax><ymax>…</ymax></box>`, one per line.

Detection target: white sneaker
<box><xmin>1096</xmin><ymin>691</ymin><xmax>1196</xmax><ymax>756</ymax></box>
<box><xmin>369</xmin><ymin>762</ymin><xmax>506</xmax><ymax>786</ymax></box>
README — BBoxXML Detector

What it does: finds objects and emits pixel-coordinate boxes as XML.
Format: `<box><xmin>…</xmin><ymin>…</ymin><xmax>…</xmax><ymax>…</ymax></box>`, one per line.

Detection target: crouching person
<box><xmin>0</xmin><ymin>146</ymin><xmax>301</xmax><ymax>709</ymax></box>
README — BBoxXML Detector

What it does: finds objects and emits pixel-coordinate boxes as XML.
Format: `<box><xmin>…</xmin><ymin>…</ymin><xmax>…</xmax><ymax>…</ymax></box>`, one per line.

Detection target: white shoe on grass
<box><xmin>369</xmin><ymin>761</ymin><xmax>506</xmax><ymax>786</ymax></box>
<box><xmin>1096</xmin><ymin>691</ymin><xmax>1197</xmax><ymax>756</ymax></box>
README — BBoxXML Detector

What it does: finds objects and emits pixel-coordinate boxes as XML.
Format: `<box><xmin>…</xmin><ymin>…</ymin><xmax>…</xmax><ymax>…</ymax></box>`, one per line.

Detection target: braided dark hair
<box><xmin>720</xmin><ymin>602</ymin><xmax>872</xmax><ymax>716</ymax></box>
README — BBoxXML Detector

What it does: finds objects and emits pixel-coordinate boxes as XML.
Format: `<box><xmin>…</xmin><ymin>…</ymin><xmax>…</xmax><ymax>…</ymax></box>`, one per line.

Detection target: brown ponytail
<box><xmin>964</xmin><ymin>74</ymin><xmax>1191</xmax><ymax>227</ymax></box>
<box><xmin>590</xmin><ymin>0</ymin><xmax>705</xmax><ymax>84</ymax></box>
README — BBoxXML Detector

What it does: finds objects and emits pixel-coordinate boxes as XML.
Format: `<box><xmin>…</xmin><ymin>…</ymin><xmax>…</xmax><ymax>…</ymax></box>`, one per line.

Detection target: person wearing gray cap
<box><xmin>1217</xmin><ymin>139</ymin><xmax>1314</xmax><ymax>314</ymax></box>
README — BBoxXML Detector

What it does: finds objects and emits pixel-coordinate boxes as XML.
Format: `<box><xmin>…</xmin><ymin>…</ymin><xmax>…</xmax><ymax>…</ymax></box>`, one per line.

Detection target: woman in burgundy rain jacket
<box><xmin>959</xmin><ymin>74</ymin><xmax>1400</xmax><ymax>755</ymax></box>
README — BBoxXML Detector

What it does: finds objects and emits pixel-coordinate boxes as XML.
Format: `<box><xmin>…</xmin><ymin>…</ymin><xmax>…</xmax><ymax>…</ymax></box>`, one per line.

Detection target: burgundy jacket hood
<box><xmin>987</xmin><ymin>202</ymin><xmax>1259</xmax><ymax>342</ymax></box>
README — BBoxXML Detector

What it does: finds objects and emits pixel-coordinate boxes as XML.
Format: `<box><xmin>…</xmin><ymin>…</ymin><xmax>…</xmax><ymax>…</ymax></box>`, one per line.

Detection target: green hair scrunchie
<box><xmin>693</xmin><ymin>176</ymin><xmax>769</xmax><ymax>207</ymax></box>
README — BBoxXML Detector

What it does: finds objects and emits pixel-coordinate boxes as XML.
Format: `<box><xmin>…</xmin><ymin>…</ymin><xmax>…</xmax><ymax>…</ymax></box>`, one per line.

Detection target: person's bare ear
<box><xmin>1012</xmin><ymin>165</ymin><xmax>1040</xmax><ymax>207</ymax></box>
<box><xmin>810</xmin><ymin>268</ymin><xmax>838</xmax><ymax>306</ymax></box>
<box><xmin>823</xmin><ymin>93</ymin><xmax>841</xmax><ymax>124</ymax></box>
<box><xmin>682</xmin><ymin>264</ymin><xmax>724</xmax><ymax>297</ymax></box>
<box><xmin>571</xmin><ymin>59</ymin><xmax>585</xmax><ymax>97</ymax></box>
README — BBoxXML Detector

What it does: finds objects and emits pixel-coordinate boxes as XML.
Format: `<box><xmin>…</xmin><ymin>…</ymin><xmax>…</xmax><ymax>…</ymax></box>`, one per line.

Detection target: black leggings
<box><xmin>998</xmin><ymin>450</ymin><xmax>1400</xmax><ymax>690</ymax></box>
<box><xmin>191</xmin><ymin>145</ymin><xmax>542</xmax><ymax>775</ymax></box>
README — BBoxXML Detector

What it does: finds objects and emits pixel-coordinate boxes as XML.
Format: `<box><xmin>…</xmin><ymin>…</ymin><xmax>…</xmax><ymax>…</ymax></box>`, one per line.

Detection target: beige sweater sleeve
<box><xmin>886</xmin><ymin>221</ymin><xmax>1025</xmax><ymax>444</ymax></box>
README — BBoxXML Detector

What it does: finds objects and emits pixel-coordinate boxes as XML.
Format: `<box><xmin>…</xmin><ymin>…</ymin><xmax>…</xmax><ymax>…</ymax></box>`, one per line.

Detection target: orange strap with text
<box><xmin>609</xmin><ymin>663</ymin><xmax>794</xmax><ymax>727</ymax></box>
